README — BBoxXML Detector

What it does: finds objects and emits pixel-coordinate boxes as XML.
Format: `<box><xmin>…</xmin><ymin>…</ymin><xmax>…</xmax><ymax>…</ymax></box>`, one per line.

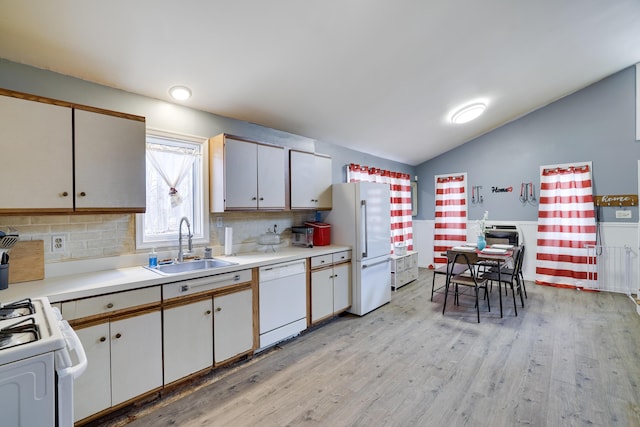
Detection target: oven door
<box><xmin>0</xmin><ymin>352</ymin><xmax>56</xmax><ymax>427</ymax></box>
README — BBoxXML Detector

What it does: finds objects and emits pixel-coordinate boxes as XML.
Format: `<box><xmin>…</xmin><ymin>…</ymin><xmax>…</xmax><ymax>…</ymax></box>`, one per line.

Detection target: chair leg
<box><xmin>516</xmin><ymin>276</ymin><xmax>525</xmax><ymax>308</ymax></box>
<box><xmin>431</xmin><ymin>273</ymin><xmax>436</xmax><ymax>301</ymax></box>
<box><xmin>511</xmin><ymin>282</ymin><xmax>518</xmax><ymax>316</ymax></box>
<box><xmin>474</xmin><ymin>285</ymin><xmax>480</xmax><ymax>323</ymax></box>
<box><xmin>520</xmin><ymin>273</ymin><xmax>528</xmax><ymax>298</ymax></box>
<box><xmin>442</xmin><ymin>277</ymin><xmax>450</xmax><ymax>315</ymax></box>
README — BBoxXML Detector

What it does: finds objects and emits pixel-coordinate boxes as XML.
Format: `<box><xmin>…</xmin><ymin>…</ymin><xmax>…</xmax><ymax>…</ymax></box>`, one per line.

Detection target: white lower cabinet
<box><xmin>162</xmin><ymin>270</ymin><xmax>255</xmax><ymax>386</ymax></box>
<box><xmin>214</xmin><ymin>289</ymin><xmax>253</xmax><ymax>363</ymax></box>
<box><xmin>391</xmin><ymin>250</ymin><xmax>419</xmax><ymax>290</ymax></box>
<box><xmin>73</xmin><ymin>310</ymin><xmax>162</xmax><ymax>422</ymax></box>
<box><xmin>163</xmin><ymin>299</ymin><xmax>213</xmax><ymax>384</ymax></box>
<box><xmin>333</xmin><ymin>263</ymin><xmax>350</xmax><ymax>313</ymax></box>
<box><xmin>74</xmin><ymin>323</ymin><xmax>110</xmax><ymax>421</ymax></box>
<box><xmin>310</xmin><ymin>251</ymin><xmax>352</xmax><ymax>323</ymax></box>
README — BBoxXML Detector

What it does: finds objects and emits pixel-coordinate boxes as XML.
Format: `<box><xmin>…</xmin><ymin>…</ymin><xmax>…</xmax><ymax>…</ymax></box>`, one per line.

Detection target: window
<box><xmin>136</xmin><ymin>129</ymin><xmax>209</xmax><ymax>250</ymax></box>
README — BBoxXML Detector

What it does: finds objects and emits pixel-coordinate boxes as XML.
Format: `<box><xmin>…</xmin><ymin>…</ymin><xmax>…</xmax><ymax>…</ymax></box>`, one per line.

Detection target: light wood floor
<box><xmin>97</xmin><ymin>269</ymin><xmax>640</xmax><ymax>426</ymax></box>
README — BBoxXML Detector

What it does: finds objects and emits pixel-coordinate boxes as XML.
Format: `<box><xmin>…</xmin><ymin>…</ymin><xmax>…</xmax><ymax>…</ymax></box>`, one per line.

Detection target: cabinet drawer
<box><xmin>395</xmin><ymin>257</ymin><xmax>406</xmax><ymax>272</ymax></box>
<box><xmin>61</xmin><ymin>287</ymin><xmax>161</xmax><ymax>320</ymax></box>
<box><xmin>163</xmin><ymin>269</ymin><xmax>252</xmax><ymax>300</ymax></box>
<box><xmin>311</xmin><ymin>254</ymin><xmax>332</xmax><ymax>269</ymax></box>
<box><xmin>406</xmin><ymin>254</ymin><xmax>416</xmax><ymax>268</ymax></box>
<box><xmin>332</xmin><ymin>250</ymin><xmax>351</xmax><ymax>264</ymax></box>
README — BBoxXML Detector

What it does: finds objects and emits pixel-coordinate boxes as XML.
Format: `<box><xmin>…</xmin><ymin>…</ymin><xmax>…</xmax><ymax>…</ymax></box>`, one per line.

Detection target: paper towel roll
<box><xmin>224</xmin><ymin>227</ymin><xmax>233</xmax><ymax>255</ymax></box>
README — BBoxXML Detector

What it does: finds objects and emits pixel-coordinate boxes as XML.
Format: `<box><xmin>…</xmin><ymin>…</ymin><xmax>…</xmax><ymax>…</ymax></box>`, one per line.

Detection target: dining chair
<box><xmin>442</xmin><ymin>250</ymin><xmax>490</xmax><ymax>323</ymax></box>
<box><xmin>488</xmin><ymin>245</ymin><xmax>527</xmax><ymax>297</ymax></box>
<box><xmin>431</xmin><ymin>262</ymin><xmax>468</xmax><ymax>301</ymax></box>
<box><xmin>484</xmin><ymin>246</ymin><xmax>525</xmax><ymax>315</ymax></box>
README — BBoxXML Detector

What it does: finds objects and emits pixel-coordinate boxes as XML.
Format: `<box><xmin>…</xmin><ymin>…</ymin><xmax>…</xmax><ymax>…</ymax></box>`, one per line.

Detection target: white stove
<box><xmin>0</xmin><ymin>297</ymin><xmax>87</xmax><ymax>427</ymax></box>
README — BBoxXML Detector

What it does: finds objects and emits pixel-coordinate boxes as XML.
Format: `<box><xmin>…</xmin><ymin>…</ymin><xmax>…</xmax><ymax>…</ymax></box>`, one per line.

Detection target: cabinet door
<box><xmin>213</xmin><ymin>289</ymin><xmax>253</xmax><ymax>363</ymax></box>
<box><xmin>0</xmin><ymin>95</ymin><xmax>73</xmax><ymax>211</ymax></box>
<box><xmin>257</xmin><ymin>144</ymin><xmax>285</xmax><ymax>209</ymax></box>
<box><xmin>163</xmin><ymin>299</ymin><xmax>214</xmax><ymax>384</ymax></box>
<box><xmin>290</xmin><ymin>151</ymin><xmax>333</xmax><ymax>209</ymax></box>
<box><xmin>333</xmin><ymin>263</ymin><xmax>351</xmax><ymax>313</ymax></box>
<box><xmin>224</xmin><ymin>138</ymin><xmax>258</xmax><ymax>209</ymax></box>
<box><xmin>290</xmin><ymin>150</ymin><xmax>316</xmax><ymax>209</ymax></box>
<box><xmin>74</xmin><ymin>323</ymin><xmax>111</xmax><ymax>422</ymax></box>
<box><xmin>315</xmin><ymin>155</ymin><xmax>332</xmax><ymax>209</ymax></box>
<box><xmin>74</xmin><ymin>109</ymin><xmax>146</xmax><ymax>211</ymax></box>
<box><xmin>311</xmin><ymin>268</ymin><xmax>334</xmax><ymax>322</ymax></box>
<box><xmin>110</xmin><ymin>311</ymin><xmax>162</xmax><ymax>405</ymax></box>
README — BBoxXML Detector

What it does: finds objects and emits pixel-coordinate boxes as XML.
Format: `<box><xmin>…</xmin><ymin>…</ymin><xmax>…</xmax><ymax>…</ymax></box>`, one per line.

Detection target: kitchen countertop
<box><xmin>0</xmin><ymin>245</ymin><xmax>351</xmax><ymax>303</ymax></box>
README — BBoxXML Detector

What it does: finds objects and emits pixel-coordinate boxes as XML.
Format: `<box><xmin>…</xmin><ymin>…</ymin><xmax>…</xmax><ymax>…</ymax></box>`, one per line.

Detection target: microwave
<box><xmin>291</xmin><ymin>226</ymin><xmax>314</xmax><ymax>247</ymax></box>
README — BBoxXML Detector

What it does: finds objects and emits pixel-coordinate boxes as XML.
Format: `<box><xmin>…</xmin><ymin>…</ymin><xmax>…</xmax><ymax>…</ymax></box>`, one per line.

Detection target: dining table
<box><xmin>443</xmin><ymin>244</ymin><xmax>515</xmax><ymax>318</ymax></box>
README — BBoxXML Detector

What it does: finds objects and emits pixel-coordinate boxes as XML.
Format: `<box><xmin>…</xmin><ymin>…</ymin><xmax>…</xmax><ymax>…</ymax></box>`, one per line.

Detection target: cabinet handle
<box><xmin>334</xmin><ymin>274</ymin><xmax>338</xmax><ymax>278</ymax></box>
<box><xmin>251</xmin><ymin>196</ymin><xmax>257</xmax><ymax>200</ymax></box>
<box><xmin>115</xmin><ymin>333</ymin><xmax>122</xmax><ymax>339</ymax></box>
<box><xmin>259</xmin><ymin>197</ymin><xmax>264</xmax><ymax>201</ymax></box>
<box><xmin>99</xmin><ymin>337</ymin><xmax>106</xmax><ymax>342</ymax></box>
<box><xmin>205</xmin><ymin>310</ymin><xmax>212</xmax><ymax>315</ymax></box>
<box><xmin>215</xmin><ymin>307</ymin><xmax>222</xmax><ymax>312</ymax></box>
<box><xmin>106</xmin><ymin>303</ymin><xmax>114</xmax><ymax>309</ymax></box>
<box><xmin>79</xmin><ymin>191</ymin><xmax>86</xmax><ymax>197</ymax></box>
<box><xmin>61</xmin><ymin>191</ymin><xmax>69</xmax><ymax>197</ymax></box>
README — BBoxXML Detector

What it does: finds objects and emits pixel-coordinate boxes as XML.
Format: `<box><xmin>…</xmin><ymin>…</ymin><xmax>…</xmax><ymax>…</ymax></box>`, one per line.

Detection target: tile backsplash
<box><xmin>0</xmin><ymin>211</ymin><xmax>314</xmax><ymax>265</ymax></box>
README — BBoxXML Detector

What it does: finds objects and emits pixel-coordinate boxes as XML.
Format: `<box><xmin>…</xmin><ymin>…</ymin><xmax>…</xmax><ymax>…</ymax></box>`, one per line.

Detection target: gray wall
<box><xmin>0</xmin><ymin>58</ymin><xmax>413</xmax><ymax>185</ymax></box>
<box><xmin>415</xmin><ymin>65</ymin><xmax>639</xmax><ymax>223</ymax></box>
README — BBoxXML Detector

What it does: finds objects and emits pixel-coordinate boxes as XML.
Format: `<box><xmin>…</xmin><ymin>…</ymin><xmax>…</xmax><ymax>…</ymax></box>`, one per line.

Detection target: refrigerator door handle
<box><xmin>362</xmin><ymin>258</ymin><xmax>390</xmax><ymax>269</ymax></box>
<box><xmin>361</xmin><ymin>199</ymin><xmax>368</xmax><ymax>258</ymax></box>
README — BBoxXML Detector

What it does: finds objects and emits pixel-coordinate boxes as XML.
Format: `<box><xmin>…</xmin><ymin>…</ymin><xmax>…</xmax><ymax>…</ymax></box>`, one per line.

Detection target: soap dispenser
<box><xmin>148</xmin><ymin>248</ymin><xmax>158</xmax><ymax>268</ymax></box>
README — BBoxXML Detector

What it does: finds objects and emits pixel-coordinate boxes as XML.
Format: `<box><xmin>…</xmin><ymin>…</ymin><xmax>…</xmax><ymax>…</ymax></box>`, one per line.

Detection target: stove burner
<box><xmin>0</xmin><ymin>317</ymin><xmax>40</xmax><ymax>349</ymax></box>
<box><xmin>0</xmin><ymin>298</ymin><xmax>35</xmax><ymax>320</ymax></box>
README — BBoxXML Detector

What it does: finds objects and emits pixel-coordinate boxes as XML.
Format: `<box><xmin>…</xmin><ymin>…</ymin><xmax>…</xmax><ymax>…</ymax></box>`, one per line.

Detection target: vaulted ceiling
<box><xmin>1</xmin><ymin>1</ymin><xmax>639</xmax><ymax>165</ymax></box>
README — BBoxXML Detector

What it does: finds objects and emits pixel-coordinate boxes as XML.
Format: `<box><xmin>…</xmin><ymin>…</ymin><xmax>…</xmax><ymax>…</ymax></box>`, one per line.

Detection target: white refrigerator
<box><xmin>326</xmin><ymin>182</ymin><xmax>391</xmax><ymax>316</ymax></box>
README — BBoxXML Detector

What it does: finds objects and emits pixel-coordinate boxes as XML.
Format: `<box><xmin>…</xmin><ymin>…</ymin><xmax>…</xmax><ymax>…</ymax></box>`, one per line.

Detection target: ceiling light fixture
<box><xmin>169</xmin><ymin>85</ymin><xmax>192</xmax><ymax>101</ymax></box>
<box><xmin>450</xmin><ymin>102</ymin><xmax>486</xmax><ymax>124</ymax></box>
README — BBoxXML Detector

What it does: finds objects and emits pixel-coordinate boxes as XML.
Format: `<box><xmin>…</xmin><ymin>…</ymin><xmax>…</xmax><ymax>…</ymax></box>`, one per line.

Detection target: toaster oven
<box><xmin>291</xmin><ymin>226</ymin><xmax>314</xmax><ymax>247</ymax></box>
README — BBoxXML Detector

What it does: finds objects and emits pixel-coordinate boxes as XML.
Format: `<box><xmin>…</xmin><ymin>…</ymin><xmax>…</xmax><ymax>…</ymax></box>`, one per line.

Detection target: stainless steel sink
<box><xmin>145</xmin><ymin>258</ymin><xmax>237</xmax><ymax>276</ymax></box>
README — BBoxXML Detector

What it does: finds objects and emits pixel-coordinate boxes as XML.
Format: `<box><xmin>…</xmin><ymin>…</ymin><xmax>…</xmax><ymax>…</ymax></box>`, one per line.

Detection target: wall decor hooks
<box><xmin>594</xmin><ymin>194</ymin><xmax>638</xmax><ymax>207</ymax></box>
<box><xmin>471</xmin><ymin>185</ymin><xmax>483</xmax><ymax>205</ymax></box>
<box><xmin>520</xmin><ymin>182</ymin><xmax>537</xmax><ymax>205</ymax></box>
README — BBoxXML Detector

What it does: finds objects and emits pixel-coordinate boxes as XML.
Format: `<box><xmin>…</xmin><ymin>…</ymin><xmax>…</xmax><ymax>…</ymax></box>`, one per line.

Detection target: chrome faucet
<box><xmin>178</xmin><ymin>217</ymin><xmax>192</xmax><ymax>262</ymax></box>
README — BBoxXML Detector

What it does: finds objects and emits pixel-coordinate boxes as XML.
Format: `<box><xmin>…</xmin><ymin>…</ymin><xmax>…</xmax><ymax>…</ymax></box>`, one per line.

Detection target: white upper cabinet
<box><xmin>209</xmin><ymin>134</ymin><xmax>285</xmax><ymax>212</ymax></box>
<box><xmin>0</xmin><ymin>94</ymin><xmax>74</xmax><ymax>212</ymax></box>
<box><xmin>74</xmin><ymin>109</ymin><xmax>146</xmax><ymax>212</ymax></box>
<box><xmin>290</xmin><ymin>150</ymin><xmax>332</xmax><ymax>210</ymax></box>
<box><xmin>0</xmin><ymin>90</ymin><xmax>146</xmax><ymax>214</ymax></box>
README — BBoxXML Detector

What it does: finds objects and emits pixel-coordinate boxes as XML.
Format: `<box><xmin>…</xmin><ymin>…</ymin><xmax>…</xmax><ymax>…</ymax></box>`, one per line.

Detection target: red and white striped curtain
<box><xmin>433</xmin><ymin>174</ymin><xmax>467</xmax><ymax>265</ymax></box>
<box><xmin>347</xmin><ymin>163</ymin><xmax>413</xmax><ymax>252</ymax></box>
<box><xmin>535</xmin><ymin>163</ymin><xmax>597</xmax><ymax>289</ymax></box>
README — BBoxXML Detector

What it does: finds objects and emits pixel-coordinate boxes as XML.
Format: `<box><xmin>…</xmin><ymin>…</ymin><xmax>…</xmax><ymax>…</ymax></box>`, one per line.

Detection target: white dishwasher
<box><xmin>258</xmin><ymin>259</ymin><xmax>307</xmax><ymax>350</ymax></box>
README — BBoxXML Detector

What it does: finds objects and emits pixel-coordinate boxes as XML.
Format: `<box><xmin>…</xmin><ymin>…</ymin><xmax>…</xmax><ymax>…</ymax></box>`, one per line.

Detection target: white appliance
<box><xmin>0</xmin><ymin>297</ymin><xmax>87</xmax><ymax>427</ymax></box>
<box><xmin>326</xmin><ymin>182</ymin><xmax>391</xmax><ymax>315</ymax></box>
<box><xmin>258</xmin><ymin>259</ymin><xmax>307</xmax><ymax>349</ymax></box>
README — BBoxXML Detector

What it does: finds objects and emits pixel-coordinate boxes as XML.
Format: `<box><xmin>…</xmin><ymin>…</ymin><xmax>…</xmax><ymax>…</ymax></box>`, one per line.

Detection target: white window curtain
<box><xmin>146</xmin><ymin>139</ymin><xmax>199</xmax><ymax>208</ymax></box>
<box><xmin>535</xmin><ymin>162</ymin><xmax>597</xmax><ymax>289</ymax></box>
<box><xmin>433</xmin><ymin>174</ymin><xmax>467</xmax><ymax>266</ymax></box>
<box><xmin>347</xmin><ymin>163</ymin><xmax>413</xmax><ymax>252</ymax></box>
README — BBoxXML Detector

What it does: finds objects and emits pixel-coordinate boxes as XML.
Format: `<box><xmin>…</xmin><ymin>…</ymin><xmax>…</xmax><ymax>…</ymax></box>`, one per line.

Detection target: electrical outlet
<box><xmin>216</xmin><ymin>217</ymin><xmax>223</xmax><ymax>227</ymax></box>
<box><xmin>51</xmin><ymin>235</ymin><xmax>66</xmax><ymax>253</ymax></box>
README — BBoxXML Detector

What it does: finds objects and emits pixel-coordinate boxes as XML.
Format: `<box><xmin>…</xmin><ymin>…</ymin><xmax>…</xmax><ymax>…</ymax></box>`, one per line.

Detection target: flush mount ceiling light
<box><xmin>450</xmin><ymin>102</ymin><xmax>486</xmax><ymax>124</ymax></box>
<box><xmin>169</xmin><ymin>85</ymin><xmax>192</xmax><ymax>101</ymax></box>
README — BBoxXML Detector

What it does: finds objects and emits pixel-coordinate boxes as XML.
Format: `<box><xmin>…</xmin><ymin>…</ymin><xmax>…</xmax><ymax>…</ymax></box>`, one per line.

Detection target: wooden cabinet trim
<box><xmin>68</xmin><ymin>304</ymin><xmax>161</xmax><ymax>328</ymax></box>
<box><xmin>0</xmin><ymin>88</ymin><xmax>145</xmax><ymax>122</ymax></box>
